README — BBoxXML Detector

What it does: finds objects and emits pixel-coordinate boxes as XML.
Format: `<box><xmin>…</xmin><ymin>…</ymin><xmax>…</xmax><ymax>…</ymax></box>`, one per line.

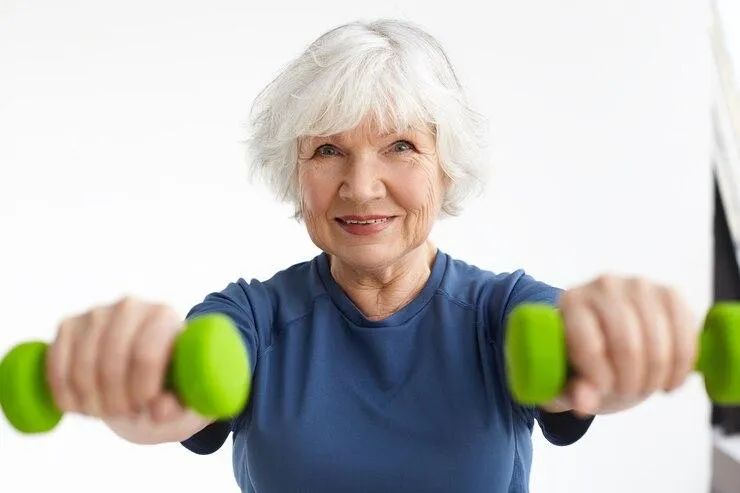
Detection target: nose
<box><xmin>338</xmin><ymin>153</ymin><xmax>386</xmax><ymax>204</ymax></box>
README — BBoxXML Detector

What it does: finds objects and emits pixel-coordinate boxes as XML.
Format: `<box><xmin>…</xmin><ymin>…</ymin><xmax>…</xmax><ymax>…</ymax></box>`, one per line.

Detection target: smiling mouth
<box><xmin>334</xmin><ymin>215</ymin><xmax>396</xmax><ymax>235</ymax></box>
<box><xmin>336</xmin><ymin>217</ymin><xmax>393</xmax><ymax>225</ymax></box>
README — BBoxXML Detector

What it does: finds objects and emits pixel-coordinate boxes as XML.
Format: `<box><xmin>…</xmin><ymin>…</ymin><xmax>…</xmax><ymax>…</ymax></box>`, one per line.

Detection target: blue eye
<box><xmin>393</xmin><ymin>140</ymin><xmax>414</xmax><ymax>152</ymax></box>
<box><xmin>316</xmin><ymin>144</ymin><xmax>339</xmax><ymax>156</ymax></box>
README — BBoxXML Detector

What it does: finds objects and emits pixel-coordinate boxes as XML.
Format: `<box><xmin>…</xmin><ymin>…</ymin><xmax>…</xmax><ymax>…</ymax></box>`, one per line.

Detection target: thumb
<box><xmin>568</xmin><ymin>378</ymin><xmax>601</xmax><ymax>417</ymax></box>
<box><xmin>148</xmin><ymin>392</ymin><xmax>188</xmax><ymax>424</ymax></box>
<box><xmin>545</xmin><ymin>378</ymin><xmax>601</xmax><ymax>418</ymax></box>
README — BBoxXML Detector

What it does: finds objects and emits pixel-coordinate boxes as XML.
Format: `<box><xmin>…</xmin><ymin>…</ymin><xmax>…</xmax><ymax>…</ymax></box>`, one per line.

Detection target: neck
<box><xmin>329</xmin><ymin>242</ymin><xmax>437</xmax><ymax>321</ymax></box>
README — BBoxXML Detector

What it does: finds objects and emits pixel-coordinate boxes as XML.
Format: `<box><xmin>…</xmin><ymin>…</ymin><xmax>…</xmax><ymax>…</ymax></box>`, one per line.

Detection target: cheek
<box><xmin>393</xmin><ymin>167</ymin><xmax>444</xmax><ymax>215</ymax></box>
<box><xmin>299</xmin><ymin>168</ymin><xmax>335</xmax><ymax>215</ymax></box>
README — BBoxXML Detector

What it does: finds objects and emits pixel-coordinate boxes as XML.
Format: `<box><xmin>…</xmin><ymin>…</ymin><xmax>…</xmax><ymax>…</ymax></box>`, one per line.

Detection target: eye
<box><xmin>392</xmin><ymin>140</ymin><xmax>416</xmax><ymax>153</ymax></box>
<box><xmin>315</xmin><ymin>144</ymin><xmax>340</xmax><ymax>157</ymax></box>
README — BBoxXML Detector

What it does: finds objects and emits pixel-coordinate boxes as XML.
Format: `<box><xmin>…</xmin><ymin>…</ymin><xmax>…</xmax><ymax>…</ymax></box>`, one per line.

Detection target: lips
<box><xmin>337</xmin><ymin>215</ymin><xmax>393</xmax><ymax>224</ymax></box>
<box><xmin>335</xmin><ymin>215</ymin><xmax>396</xmax><ymax>236</ymax></box>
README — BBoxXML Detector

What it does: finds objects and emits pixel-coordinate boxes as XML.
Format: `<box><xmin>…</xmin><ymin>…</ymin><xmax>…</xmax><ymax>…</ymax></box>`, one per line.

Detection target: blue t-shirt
<box><xmin>181</xmin><ymin>249</ymin><xmax>593</xmax><ymax>492</ymax></box>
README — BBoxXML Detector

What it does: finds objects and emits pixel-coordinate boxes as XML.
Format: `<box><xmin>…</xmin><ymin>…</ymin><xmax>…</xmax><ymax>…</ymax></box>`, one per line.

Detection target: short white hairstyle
<box><xmin>246</xmin><ymin>18</ymin><xmax>489</xmax><ymax>218</ymax></box>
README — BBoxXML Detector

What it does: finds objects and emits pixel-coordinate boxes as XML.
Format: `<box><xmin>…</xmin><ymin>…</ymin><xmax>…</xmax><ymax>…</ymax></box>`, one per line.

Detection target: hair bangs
<box><xmin>291</xmin><ymin>52</ymin><xmax>436</xmax><ymax>140</ymax></box>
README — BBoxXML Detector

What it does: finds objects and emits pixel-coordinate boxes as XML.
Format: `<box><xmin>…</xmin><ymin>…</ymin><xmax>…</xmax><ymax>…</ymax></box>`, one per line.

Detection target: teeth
<box><xmin>345</xmin><ymin>218</ymin><xmax>388</xmax><ymax>224</ymax></box>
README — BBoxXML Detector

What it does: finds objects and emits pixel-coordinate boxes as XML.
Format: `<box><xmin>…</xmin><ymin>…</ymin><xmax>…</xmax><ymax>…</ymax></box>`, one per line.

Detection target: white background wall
<box><xmin>0</xmin><ymin>0</ymin><xmax>723</xmax><ymax>491</ymax></box>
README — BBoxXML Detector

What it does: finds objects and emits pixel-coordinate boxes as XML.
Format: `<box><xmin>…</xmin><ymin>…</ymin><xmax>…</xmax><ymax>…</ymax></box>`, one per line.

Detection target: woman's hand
<box><xmin>541</xmin><ymin>275</ymin><xmax>698</xmax><ymax>416</ymax></box>
<box><xmin>45</xmin><ymin>297</ymin><xmax>211</xmax><ymax>444</ymax></box>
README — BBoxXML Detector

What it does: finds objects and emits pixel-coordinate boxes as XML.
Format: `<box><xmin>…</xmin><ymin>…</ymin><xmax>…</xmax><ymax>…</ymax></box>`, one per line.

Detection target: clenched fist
<box><xmin>545</xmin><ymin>275</ymin><xmax>698</xmax><ymax>416</ymax></box>
<box><xmin>46</xmin><ymin>297</ymin><xmax>186</xmax><ymax>424</ymax></box>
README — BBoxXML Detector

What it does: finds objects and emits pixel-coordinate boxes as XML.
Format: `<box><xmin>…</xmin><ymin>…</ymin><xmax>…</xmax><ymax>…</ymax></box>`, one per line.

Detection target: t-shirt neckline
<box><xmin>316</xmin><ymin>249</ymin><xmax>448</xmax><ymax>328</ymax></box>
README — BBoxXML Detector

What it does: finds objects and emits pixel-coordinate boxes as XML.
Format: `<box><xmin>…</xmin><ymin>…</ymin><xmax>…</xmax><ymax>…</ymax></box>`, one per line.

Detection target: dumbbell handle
<box><xmin>504</xmin><ymin>302</ymin><xmax>740</xmax><ymax>406</ymax></box>
<box><xmin>0</xmin><ymin>313</ymin><xmax>251</xmax><ymax>434</ymax></box>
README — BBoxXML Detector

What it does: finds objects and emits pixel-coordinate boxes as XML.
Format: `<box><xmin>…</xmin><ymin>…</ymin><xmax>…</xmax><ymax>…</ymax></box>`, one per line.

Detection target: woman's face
<box><xmin>298</xmin><ymin>117</ymin><xmax>447</xmax><ymax>272</ymax></box>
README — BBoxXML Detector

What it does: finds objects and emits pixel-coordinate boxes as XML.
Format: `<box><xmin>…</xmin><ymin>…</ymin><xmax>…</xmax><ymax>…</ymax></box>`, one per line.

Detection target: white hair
<box><xmin>245</xmin><ymin>18</ymin><xmax>489</xmax><ymax>218</ymax></box>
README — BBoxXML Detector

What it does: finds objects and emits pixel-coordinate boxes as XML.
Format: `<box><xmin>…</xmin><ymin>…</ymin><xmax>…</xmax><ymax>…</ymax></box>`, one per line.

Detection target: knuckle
<box><xmin>558</xmin><ymin>288</ymin><xmax>583</xmax><ymax>308</ymax></box>
<box><xmin>666</xmin><ymin>288</ymin><xmax>690</xmax><ymax>319</ymax></box>
<box><xmin>663</xmin><ymin>287</ymin><xmax>684</xmax><ymax>311</ymax></box>
<box><xmin>57</xmin><ymin>319</ymin><xmax>77</xmax><ymax>340</ymax></box>
<box><xmin>662</xmin><ymin>285</ymin><xmax>680</xmax><ymax>301</ymax></box>
<box><xmin>114</xmin><ymin>295</ymin><xmax>139</xmax><ymax>313</ymax></box>
<box><xmin>88</xmin><ymin>306</ymin><xmax>108</xmax><ymax>328</ymax></box>
<box><xmin>150</xmin><ymin>303</ymin><xmax>179</xmax><ymax>325</ymax></box>
<box><xmin>594</xmin><ymin>274</ymin><xmax>620</xmax><ymax>292</ymax></box>
<box><xmin>630</xmin><ymin>277</ymin><xmax>653</xmax><ymax>296</ymax></box>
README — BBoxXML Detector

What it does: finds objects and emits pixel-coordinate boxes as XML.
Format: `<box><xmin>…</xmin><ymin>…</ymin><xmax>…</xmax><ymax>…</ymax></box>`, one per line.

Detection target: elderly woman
<box><xmin>46</xmin><ymin>19</ymin><xmax>697</xmax><ymax>493</ymax></box>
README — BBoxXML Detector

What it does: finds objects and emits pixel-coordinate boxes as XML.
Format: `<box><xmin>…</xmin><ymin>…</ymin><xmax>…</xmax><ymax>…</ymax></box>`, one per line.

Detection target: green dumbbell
<box><xmin>0</xmin><ymin>312</ymin><xmax>251</xmax><ymax>434</ymax></box>
<box><xmin>504</xmin><ymin>301</ymin><xmax>740</xmax><ymax>406</ymax></box>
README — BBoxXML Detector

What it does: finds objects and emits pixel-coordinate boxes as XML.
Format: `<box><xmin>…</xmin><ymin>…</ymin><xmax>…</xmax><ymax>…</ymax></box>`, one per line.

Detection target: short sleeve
<box><xmin>180</xmin><ymin>279</ymin><xmax>267</xmax><ymax>455</ymax></box>
<box><xmin>495</xmin><ymin>270</ymin><xmax>594</xmax><ymax>446</ymax></box>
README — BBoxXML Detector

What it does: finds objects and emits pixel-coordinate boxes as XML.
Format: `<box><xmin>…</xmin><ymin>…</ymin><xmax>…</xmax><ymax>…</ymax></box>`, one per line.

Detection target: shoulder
<box><xmin>260</xmin><ymin>255</ymin><xmax>326</xmax><ymax>306</ymax></box>
<box><xmin>437</xmin><ymin>252</ymin><xmax>563</xmax><ymax>316</ymax></box>
<box><xmin>228</xmin><ymin>254</ymin><xmax>327</xmax><ymax>316</ymax></box>
<box><xmin>187</xmin><ymin>254</ymin><xmax>327</xmax><ymax>347</ymax></box>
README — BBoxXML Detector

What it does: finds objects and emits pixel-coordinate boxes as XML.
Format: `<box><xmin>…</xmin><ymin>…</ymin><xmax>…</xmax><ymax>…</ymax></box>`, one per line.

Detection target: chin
<box><xmin>333</xmin><ymin>243</ymin><xmax>405</xmax><ymax>271</ymax></box>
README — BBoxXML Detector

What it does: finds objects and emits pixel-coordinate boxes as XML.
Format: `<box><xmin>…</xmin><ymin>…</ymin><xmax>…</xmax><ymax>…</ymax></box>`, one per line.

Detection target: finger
<box><xmin>148</xmin><ymin>392</ymin><xmax>187</xmax><ymax>424</ymax></box>
<box><xmin>568</xmin><ymin>378</ymin><xmax>601</xmax><ymax>417</ymax></box>
<box><xmin>591</xmin><ymin>277</ymin><xmax>644</xmax><ymax>396</ymax></box>
<box><xmin>98</xmin><ymin>297</ymin><xmax>145</xmax><ymax>416</ymax></box>
<box><xmin>71</xmin><ymin>308</ymin><xmax>108</xmax><ymax>417</ymax></box>
<box><xmin>128</xmin><ymin>305</ymin><xmax>181</xmax><ymax>411</ymax></box>
<box><xmin>560</xmin><ymin>289</ymin><xmax>613</xmax><ymax>396</ymax></box>
<box><xmin>627</xmin><ymin>279</ymin><xmax>672</xmax><ymax>396</ymax></box>
<box><xmin>663</xmin><ymin>288</ymin><xmax>697</xmax><ymax>391</ymax></box>
<box><xmin>46</xmin><ymin>316</ymin><xmax>84</xmax><ymax>413</ymax></box>
<box><xmin>549</xmin><ymin>378</ymin><xmax>599</xmax><ymax>418</ymax></box>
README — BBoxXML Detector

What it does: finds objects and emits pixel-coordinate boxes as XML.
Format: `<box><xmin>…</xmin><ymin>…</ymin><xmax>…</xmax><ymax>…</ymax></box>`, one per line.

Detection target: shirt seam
<box><xmin>258</xmin><ymin>292</ymin><xmax>330</xmax><ymax>358</ymax></box>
